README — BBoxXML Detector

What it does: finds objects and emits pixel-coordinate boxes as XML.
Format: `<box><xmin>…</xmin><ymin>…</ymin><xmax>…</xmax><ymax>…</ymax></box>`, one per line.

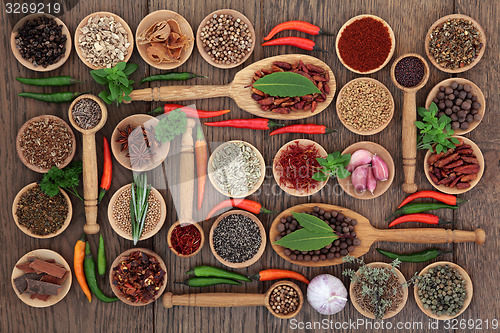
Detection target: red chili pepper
<box><xmin>398</xmin><ymin>190</ymin><xmax>467</xmax><ymax>209</ymax></box>
<box><xmin>388</xmin><ymin>213</ymin><xmax>454</xmax><ymax>228</ymax></box>
<box><xmin>98</xmin><ymin>137</ymin><xmax>112</xmax><ymax>202</ymax></box>
<box><xmin>204</xmin><ymin>118</ymin><xmax>283</xmax><ymax>130</ymax></box>
<box><xmin>262</xmin><ymin>37</ymin><xmax>327</xmax><ymax>52</ymax></box>
<box><xmin>269</xmin><ymin>124</ymin><xmax>336</xmax><ymax>136</ymax></box>
<box><xmin>263</xmin><ymin>21</ymin><xmax>333</xmax><ymax>41</ymax></box>
<box><xmin>150</xmin><ymin>104</ymin><xmax>230</xmax><ymax>118</ymax></box>
<box><xmin>206</xmin><ymin>199</ymin><xmax>276</xmax><ymax>220</ymax></box>
<box><xmin>251</xmin><ymin>269</ymin><xmax>309</xmax><ymax>284</ymax></box>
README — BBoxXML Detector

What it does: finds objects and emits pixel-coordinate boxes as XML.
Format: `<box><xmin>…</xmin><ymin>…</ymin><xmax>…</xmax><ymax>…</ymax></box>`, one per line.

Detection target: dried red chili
<box><xmin>337</xmin><ymin>17</ymin><xmax>392</xmax><ymax>72</ymax></box>
<box><xmin>170</xmin><ymin>224</ymin><xmax>201</xmax><ymax>255</ymax></box>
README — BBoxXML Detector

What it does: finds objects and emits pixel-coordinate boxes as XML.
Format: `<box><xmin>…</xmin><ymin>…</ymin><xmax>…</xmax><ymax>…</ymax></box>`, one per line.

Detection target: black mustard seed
<box><xmin>394</xmin><ymin>56</ymin><xmax>425</xmax><ymax>88</ymax></box>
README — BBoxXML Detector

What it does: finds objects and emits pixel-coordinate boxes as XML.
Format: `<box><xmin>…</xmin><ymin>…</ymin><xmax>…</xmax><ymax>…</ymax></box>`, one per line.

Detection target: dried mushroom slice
<box><xmin>166</xmin><ymin>19</ymin><xmax>182</xmax><ymax>34</ymax></box>
<box><xmin>138</xmin><ymin>21</ymin><xmax>171</xmax><ymax>44</ymax></box>
<box><xmin>146</xmin><ymin>43</ymin><xmax>169</xmax><ymax>63</ymax></box>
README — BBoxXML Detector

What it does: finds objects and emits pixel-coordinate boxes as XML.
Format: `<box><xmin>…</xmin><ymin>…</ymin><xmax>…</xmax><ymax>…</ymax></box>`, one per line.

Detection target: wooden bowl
<box><xmin>136</xmin><ymin>10</ymin><xmax>194</xmax><ymax>70</ymax></box>
<box><xmin>68</xmin><ymin>94</ymin><xmax>108</xmax><ymax>134</ymax></box>
<box><xmin>425</xmin><ymin>14</ymin><xmax>486</xmax><ymax>73</ymax></box>
<box><xmin>350</xmin><ymin>262</ymin><xmax>408</xmax><ymax>319</ymax></box>
<box><xmin>338</xmin><ymin>141</ymin><xmax>395</xmax><ymax>199</ymax></box>
<box><xmin>391</xmin><ymin>53</ymin><xmax>430</xmax><ymax>93</ymax></box>
<box><xmin>16</xmin><ymin>115</ymin><xmax>76</xmax><ymax>173</ymax></box>
<box><xmin>272</xmin><ymin>139</ymin><xmax>327</xmax><ymax>197</ymax></box>
<box><xmin>107</xmin><ymin>184</ymin><xmax>167</xmax><ymax>241</ymax></box>
<box><xmin>167</xmin><ymin>221</ymin><xmax>205</xmax><ymax>258</ymax></box>
<box><xmin>414</xmin><ymin>261</ymin><xmax>473</xmax><ymax>320</ymax></box>
<box><xmin>197</xmin><ymin>9</ymin><xmax>256</xmax><ymax>69</ymax></box>
<box><xmin>11</xmin><ymin>249</ymin><xmax>72</xmax><ymax>307</ymax></box>
<box><xmin>425</xmin><ymin>78</ymin><xmax>485</xmax><ymax>135</ymax></box>
<box><xmin>12</xmin><ymin>183</ymin><xmax>73</xmax><ymax>239</ymax></box>
<box><xmin>264</xmin><ymin>281</ymin><xmax>304</xmax><ymax>319</ymax></box>
<box><xmin>209</xmin><ymin>210</ymin><xmax>266</xmax><ymax>269</ymax></box>
<box><xmin>111</xmin><ymin>114</ymin><xmax>170</xmax><ymax>172</ymax></box>
<box><xmin>109</xmin><ymin>248</ymin><xmax>168</xmax><ymax>306</ymax></box>
<box><xmin>10</xmin><ymin>14</ymin><xmax>72</xmax><ymax>71</ymax></box>
<box><xmin>335</xmin><ymin>14</ymin><xmax>395</xmax><ymax>74</ymax></box>
<box><xmin>336</xmin><ymin>78</ymin><xmax>395</xmax><ymax>135</ymax></box>
<box><xmin>424</xmin><ymin>136</ymin><xmax>484</xmax><ymax>194</ymax></box>
<box><xmin>75</xmin><ymin>12</ymin><xmax>134</xmax><ymax>69</ymax></box>
<box><xmin>207</xmin><ymin>140</ymin><xmax>265</xmax><ymax>198</ymax></box>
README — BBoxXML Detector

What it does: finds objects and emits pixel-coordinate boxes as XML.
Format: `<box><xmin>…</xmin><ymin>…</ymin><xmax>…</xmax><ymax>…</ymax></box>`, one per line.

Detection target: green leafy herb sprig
<box><xmin>253</xmin><ymin>72</ymin><xmax>321</xmax><ymax>97</ymax></box>
<box><xmin>312</xmin><ymin>152</ymin><xmax>351</xmax><ymax>182</ymax></box>
<box><xmin>273</xmin><ymin>212</ymin><xmax>339</xmax><ymax>251</ymax></box>
<box><xmin>39</xmin><ymin>161</ymin><xmax>83</xmax><ymax>200</ymax></box>
<box><xmin>154</xmin><ymin>108</ymin><xmax>188</xmax><ymax>143</ymax></box>
<box><xmin>131</xmin><ymin>173</ymin><xmax>151</xmax><ymax>245</ymax></box>
<box><xmin>416</xmin><ymin>102</ymin><xmax>460</xmax><ymax>154</ymax></box>
<box><xmin>90</xmin><ymin>62</ymin><xmax>138</xmax><ymax>105</ymax></box>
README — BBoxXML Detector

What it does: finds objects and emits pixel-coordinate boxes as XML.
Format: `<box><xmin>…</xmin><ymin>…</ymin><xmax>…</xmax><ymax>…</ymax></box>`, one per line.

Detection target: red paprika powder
<box><xmin>337</xmin><ymin>17</ymin><xmax>392</xmax><ymax>72</ymax></box>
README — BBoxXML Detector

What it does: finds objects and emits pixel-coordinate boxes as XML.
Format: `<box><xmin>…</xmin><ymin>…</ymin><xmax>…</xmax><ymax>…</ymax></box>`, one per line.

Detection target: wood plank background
<box><xmin>1</xmin><ymin>0</ymin><xmax>498</xmax><ymax>332</ymax></box>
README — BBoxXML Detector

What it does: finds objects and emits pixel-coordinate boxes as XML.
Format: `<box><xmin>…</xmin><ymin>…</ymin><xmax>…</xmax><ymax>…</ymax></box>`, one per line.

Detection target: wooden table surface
<box><xmin>1</xmin><ymin>0</ymin><xmax>498</xmax><ymax>332</ymax></box>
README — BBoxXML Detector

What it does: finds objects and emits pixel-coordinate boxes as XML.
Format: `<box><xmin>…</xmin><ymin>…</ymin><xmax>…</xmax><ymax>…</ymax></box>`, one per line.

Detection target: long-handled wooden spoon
<box><xmin>163</xmin><ymin>281</ymin><xmax>303</xmax><ymax>319</ymax></box>
<box><xmin>68</xmin><ymin>94</ymin><xmax>108</xmax><ymax>234</ymax></box>
<box><xmin>391</xmin><ymin>53</ymin><xmax>429</xmax><ymax>193</ymax></box>
<box><xmin>127</xmin><ymin>54</ymin><xmax>336</xmax><ymax>120</ymax></box>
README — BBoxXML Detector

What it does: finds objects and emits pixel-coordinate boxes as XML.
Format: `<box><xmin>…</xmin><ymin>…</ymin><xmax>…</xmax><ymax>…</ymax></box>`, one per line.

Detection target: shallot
<box><xmin>307</xmin><ymin>274</ymin><xmax>348</xmax><ymax>315</ymax></box>
<box><xmin>372</xmin><ymin>154</ymin><xmax>389</xmax><ymax>181</ymax></box>
<box><xmin>366</xmin><ymin>166</ymin><xmax>377</xmax><ymax>194</ymax></box>
<box><xmin>347</xmin><ymin>149</ymin><xmax>373</xmax><ymax>172</ymax></box>
<box><xmin>351</xmin><ymin>164</ymin><xmax>369</xmax><ymax>192</ymax></box>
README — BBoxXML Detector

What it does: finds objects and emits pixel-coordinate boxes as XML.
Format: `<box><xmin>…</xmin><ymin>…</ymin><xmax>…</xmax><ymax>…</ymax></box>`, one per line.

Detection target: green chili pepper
<box><xmin>385</xmin><ymin>202</ymin><xmax>458</xmax><ymax>221</ymax></box>
<box><xmin>16</xmin><ymin>76</ymin><xmax>82</xmax><ymax>86</ymax></box>
<box><xmin>84</xmin><ymin>242</ymin><xmax>119</xmax><ymax>303</ymax></box>
<box><xmin>139</xmin><ymin>72</ymin><xmax>207</xmax><ymax>84</ymax></box>
<box><xmin>376</xmin><ymin>248</ymin><xmax>452</xmax><ymax>263</ymax></box>
<box><xmin>97</xmin><ymin>234</ymin><xmax>106</xmax><ymax>276</ymax></box>
<box><xmin>18</xmin><ymin>91</ymin><xmax>88</xmax><ymax>103</ymax></box>
<box><xmin>177</xmin><ymin>277</ymin><xmax>242</xmax><ymax>287</ymax></box>
<box><xmin>186</xmin><ymin>266</ymin><xmax>252</xmax><ymax>282</ymax></box>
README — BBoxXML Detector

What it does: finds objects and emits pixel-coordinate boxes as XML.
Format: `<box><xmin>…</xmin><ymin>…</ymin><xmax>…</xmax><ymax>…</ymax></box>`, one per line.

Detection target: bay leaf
<box><xmin>273</xmin><ymin>228</ymin><xmax>338</xmax><ymax>251</ymax></box>
<box><xmin>253</xmin><ymin>72</ymin><xmax>321</xmax><ymax>97</ymax></box>
<box><xmin>292</xmin><ymin>212</ymin><xmax>334</xmax><ymax>234</ymax></box>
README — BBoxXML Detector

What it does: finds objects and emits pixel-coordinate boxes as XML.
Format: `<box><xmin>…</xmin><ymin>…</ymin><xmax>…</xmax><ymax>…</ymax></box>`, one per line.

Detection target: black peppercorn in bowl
<box><xmin>10</xmin><ymin>14</ymin><xmax>72</xmax><ymax>71</ymax></box>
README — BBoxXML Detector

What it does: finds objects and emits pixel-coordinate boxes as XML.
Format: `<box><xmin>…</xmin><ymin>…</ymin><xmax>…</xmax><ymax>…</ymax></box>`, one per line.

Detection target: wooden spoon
<box><xmin>68</xmin><ymin>94</ymin><xmax>108</xmax><ymax>234</ymax></box>
<box><xmin>127</xmin><ymin>54</ymin><xmax>336</xmax><ymax>120</ymax></box>
<box><xmin>270</xmin><ymin>203</ymin><xmax>485</xmax><ymax>267</ymax></box>
<box><xmin>390</xmin><ymin>53</ymin><xmax>430</xmax><ymax>193</ymax></box>
<box><xmin>163</xmin><ymin>281</ymin><xmax>303</xmax><ymax>319</ymax></box>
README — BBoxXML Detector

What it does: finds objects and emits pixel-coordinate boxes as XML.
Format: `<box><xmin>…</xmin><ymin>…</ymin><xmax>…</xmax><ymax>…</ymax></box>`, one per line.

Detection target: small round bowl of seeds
<box><xmin>68</xmin><ymin>94</ymin><xmax>108</xmax><ymax>133</ymax></box>
<box><xmin>414</xmin><ymin>261</ymin><xmax>473</xmax><ymax>320</ymax></box>
<box><xmin>265</xmin><ymin>281</ymin><xmax>304</xmax><ymax>319</ymax></box>
<box><xmin>11</xmin><ymin>14</ymin><xmax>71</xmax><ymax>71</ymax></box>
<box><xmin>209</xmin><ymin>210</ymin><xmax>266</xmax><ymax>269</ymax></box>
<box><xmin>16</xmin><ymin>115</ymin><xmax>76</xmax><ymax>173</ymax></box>
<box><xmin>336</xmin><ymin>78</ymin><xmax>395</xmax><ymax>135</ymax></box>
<box><xmin>208</xmin><ymin>140</ymin><xmax>265</xmax><ymax>198</ymax></box>
<box><xmin>75</xmin><ymin>11</ymin><xmax>134</xmax><ymax>69</ymax></box>
<box><xmin>197</xmin><ymin>9</ymin><xmax>256</xmax><ymax>69</ymax></box>
<box><xmin>108</xmin><ymin>183</ymin><xmax>166</xmax><ymax>241</ymax></box>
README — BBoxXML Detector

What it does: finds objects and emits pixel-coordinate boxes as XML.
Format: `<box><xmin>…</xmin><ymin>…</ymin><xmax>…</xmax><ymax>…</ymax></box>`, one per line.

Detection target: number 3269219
<box><xmin>6</xmin><ymin>3</ymin><xmax>61</xmax><ymax>14</ymax></box>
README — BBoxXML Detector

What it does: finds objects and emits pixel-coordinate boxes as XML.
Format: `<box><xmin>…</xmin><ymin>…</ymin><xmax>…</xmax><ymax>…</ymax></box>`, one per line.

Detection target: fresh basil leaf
<box><xmin>118</xmin><ymin>76</ymin><xmax>129</xmax><ymax>87</ymax></box>
<box><xmin>312</xmin><ymin>171</ymin><xmax>328</xmax><ymax>182</ymax></box>
<box><xmin>99</xmin><ymin>91</ymin><xmax>112</xmax><ymax>104</ymax></box>
<box><xmin>253</xmin><ymin>72</ymin><xmax>321</xmax><ymax>97</ymax></box>
<box><xmin>123</xmin><ymin>63</ymin><xmax>139</xmax><ymax>76</ymax></box>
<box><xmin>417</xmin><ymin>107</ymin><xmax>428</xmax><ymax>117</ymax></box>
<box><xmin>429</xmin><ymin>102</ymin><xmax>438</xmax><ymax>114</ymax></box>
<box><xmin>451</xmin><ymin>137</ymin><xmax>460</xmax><ymax>145</ymax></box>
<box><xmin>115</xmin><ymin>62</ymin><xmax>126</xmax><ymax>71</ymax></box>
<box><xmin>91</xmin><ymin>71</ymin><xmax>108</xmax><ymax>85</ymax></box>
<box><xmin>273</xmin><ymin>228</ymin><xmax>338</xmax><ymax>251</ymax></box>
<box><xmin>337</xmin><ymin>167</ymin><xmax>351</xmax><ymax>179</ymax></box>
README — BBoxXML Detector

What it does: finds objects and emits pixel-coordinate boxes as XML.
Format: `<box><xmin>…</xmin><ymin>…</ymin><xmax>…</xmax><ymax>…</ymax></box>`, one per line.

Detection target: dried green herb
<box><xmin>312</xmin><ymin>152</ymin><xmax>351</xmax><ymax>181</ymax></box>
<box><xmin>91</xmin><ymin>62</ymin><xmax>138</xmax><ymax>105</ymax></box>
<box><xmin>253</xmin><ymin>72</ymin><xmax>321</xmax><ymax>97</ymax></box>
<box><xmin>39</xmin><ymin>161</ymin><xmax>83</xmax><ymax>200</ymax></box>
<box><xmin>154</xmin><ymin>108</ymin><xmax>187</xmax><ymax>143</ymax></box>
<box><xmin>415</xmin><ymin>102</ymin><xmax>460</xmax><ymax>153</ymax></box>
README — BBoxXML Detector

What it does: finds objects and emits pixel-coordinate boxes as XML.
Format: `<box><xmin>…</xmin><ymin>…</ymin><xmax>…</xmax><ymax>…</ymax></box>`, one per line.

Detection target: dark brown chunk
<box><xmin>41</xmin><ymin>271</ymin><xmax>69</xmax><ymax>285</ymax></box>
<box><xmin>25</xmin><ymin>279</ymin><xmax>62</xmax><ymax>295</ymax></box>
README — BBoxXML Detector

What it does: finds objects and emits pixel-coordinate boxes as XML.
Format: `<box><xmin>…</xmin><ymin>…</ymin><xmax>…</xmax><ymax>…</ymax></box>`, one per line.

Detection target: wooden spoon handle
<box><xmin>163</xmin><ymin>292</ymin><xmax>266</xmax><ymax>308</ymax></box>
<box><xmin>375</xmin><ymin>228</ymin><xmax>486</xmax><ymax>245</ymax></box>
<box><xmin>82</xmin><ymin>134</ymin><xmax>100</xmax><ymax>234</ymax></box>
<box><xmin>402</xmin><ymin>91</ymin><xmax>418</xmax><ymax>193</ymax></box>
<box><xmin>179</xmin><ymin>118</ymin><xmax>196</xmax><ymax>223</ymax></box>
<box><xmin>129</xmin><ymin>85</ymin><xmax>231</xmax><ymax>102</ymax></box>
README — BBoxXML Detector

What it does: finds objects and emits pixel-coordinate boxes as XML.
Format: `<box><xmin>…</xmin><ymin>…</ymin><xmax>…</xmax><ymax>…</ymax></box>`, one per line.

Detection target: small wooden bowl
<box><xmin>264</xmin><ymin>281</ymin><xmax>304</xmax><ymax>319</ymax></box>
<box><xmin>12</xmin><ymin>183</ymin><xmax>73</xmax><ymax>239</ymax></box>
<box><xmin>414</xmin><ymin>261</ymin><xmax>473</xmax><ymax>320</ymax></box>
<box><xmin>109</xmin><ymin>248</ymin><xmax>168</xmax><ymax>306</ymax></box>
<box><xmin>350</xmin><ymin>262</ymin><xmax>408</xmax><ymax>319</ymax></box>
<box><xmin>10</xmin><ymin>14</ymin><xmax>72</xmax><ymax>71</ymax></box>
<box><xmin>391</xmin><ymin>53</ymin><xmax>430</xmax><ymax>92</ymax></box>
<box><xmin>68</xmin><ymin>94</ymin><xmax>108</xmax><ymax>134</ymax></box>
<box><xmin>197</xmin><ymin>9</ymin><xmax>256</xmax><ymax>69</ymax></box>
<box><xmin>338</xmin><ymin>141</ymin><xmax>395</xmax><ymax>199</ymax></box>
<box><xmin>272</xmin><ymin>139</ymin><xmax>327</xmax><ymax>197</ymax></box>
<box><xmin>425</xmin><ymin>14</ymin><xmax>486</xmax><ymax>73</ymax></box>
<box><xmin>75</xmin><ymin>12</ymin><xmax>134</xmax><ymax>69</ymax></box>
<box><xmin>207</xmin><ymin>140</ymin><xmax>265</xmax><ymax>198</ymax></box>
<box><xmin>167</xmin><ymin>221</ymin><xmax>205</xmax><ymax>258</ymax></box>
<box><xmin>424</xmin><ymin>136</ymin><xmax>484</xmax><ymax>194</ymax></box>
<box><xmin>16</xmin><ymin>115</ymin><xmax>76</xmax><ymax>173</ymax></box>
<box><xmin>136</xmin><ymin>10</ymin><xmax>194</xmax><ymax>70</ymax></box>
<box><xmin>107</xmin><ymin>184</ymin><xmax>167</xmax><ymax>241</ymax></box>
<box><xmin>425</xmin><ymin>78</ymin><xmax>485</xmax><ymax>135</ymax></box>
<box><xmin>335</xmin><ymin>14</ymin><xmax>395</xmax><ymax>74</ymax></box>
<box><xmin>111</xmin><ymin>114</ymin><xmax>170</xmax><ymax>172</ymax></box>
<box><xmin>209</xmin><ymin>210</ymin><xmax>266</xmax><ymax>269</ymax></box>
<box><xmin>11</xmin><ymin>249</ymin><xmax>72</xmax><ymax>307</ymax></box>
<box><xmin>336</xmin><ymin>78</ymin><xmax>395</xmax><ymax>135</ymax></box>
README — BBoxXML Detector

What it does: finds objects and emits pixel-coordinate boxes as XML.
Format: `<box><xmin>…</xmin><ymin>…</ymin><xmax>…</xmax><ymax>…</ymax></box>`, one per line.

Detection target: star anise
<box><xmin>127</xmin><ymin>140</ymin><xmax>156</xmax><ymax>169</ymax></box>
<box><xmin>116</xmin><ymin>125</ymin><xmax>133</xmax><ymax>151</ymax></box>
<box><xmin>143</xmin><ymin>125</ymin><xmax>160</xmax><ymax>149</ymax></box>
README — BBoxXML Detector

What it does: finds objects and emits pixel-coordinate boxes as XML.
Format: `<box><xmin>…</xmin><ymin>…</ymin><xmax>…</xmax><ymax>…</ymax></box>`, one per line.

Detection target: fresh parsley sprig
<box><xmin>90</xmin><ymin>62</ymin><xmax>138</xmax><ymax>105</ymax></box>
<box><xmin>312</xmin><ymin>152</ymin><xmax>351</xmax><ymax>182</ymax></box>
<box><xmin>154</xmin><ymin>108</ymin><xmax>187</xmax><ymax>143</ymax></box>
<box><xmin>415</xmin><ymin>102</ymin><xmax>460</xmax><ymax>154</ymax></box>
<box><xmin>39</xmin><ymin>161</ymin><xmax>83</xmax><ymax>200</ymax></box>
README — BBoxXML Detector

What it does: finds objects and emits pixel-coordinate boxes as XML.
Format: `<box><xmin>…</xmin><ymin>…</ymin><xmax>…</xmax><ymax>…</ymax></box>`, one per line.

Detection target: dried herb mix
<box><xmin>71</xmin><ymin>98</ymin><xmax>102</xmax><ymax>129</ymax></box>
